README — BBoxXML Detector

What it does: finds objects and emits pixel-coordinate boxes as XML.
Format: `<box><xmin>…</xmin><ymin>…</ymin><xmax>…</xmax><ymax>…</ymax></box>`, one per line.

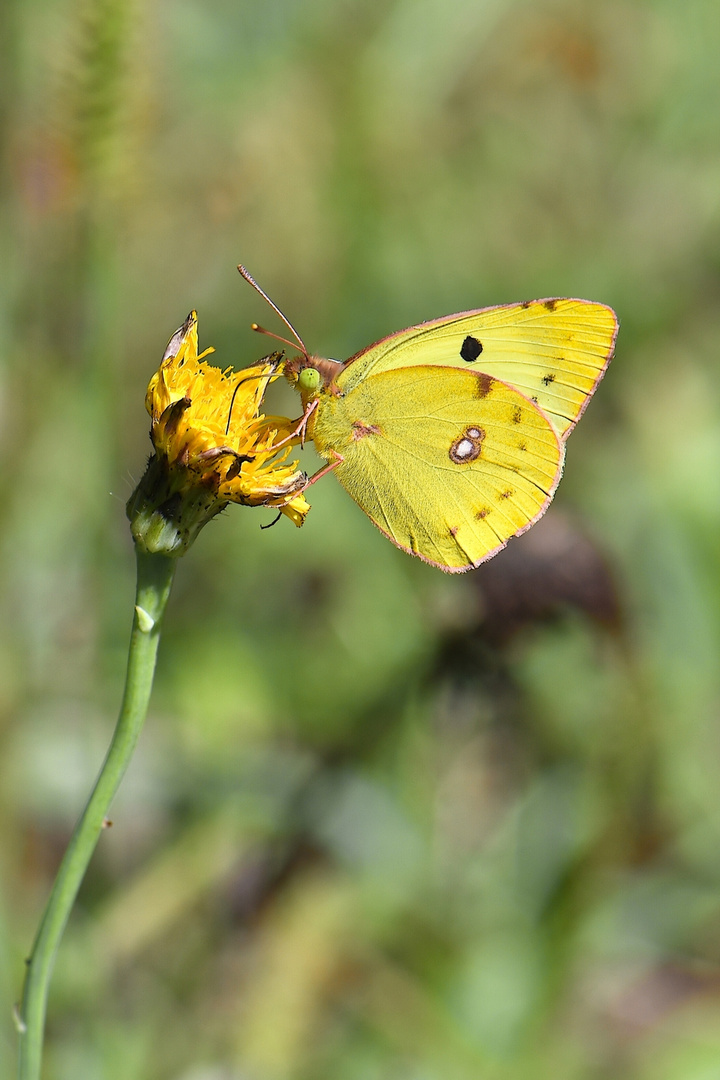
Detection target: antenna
<box><xmin>225</xmin><ymin>359</ymin><xmax>282</xmax><ymax>436</ymax></box>
<box><xmin>251</xmin><ymin>323</ymin><xmax>303</xmax><ymax>352</ymax></box>
<box><xmin>237</xmin><ymin>265</ymin><xmax>308</xmax><ymax>358</ymax></box>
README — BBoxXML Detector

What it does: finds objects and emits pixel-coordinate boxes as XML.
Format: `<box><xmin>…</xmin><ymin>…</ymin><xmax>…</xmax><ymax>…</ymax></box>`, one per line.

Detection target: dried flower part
<box><xmin>127</xmin><ymin>312</ymin><xmax>309</xmax><ymax>556</ymax></box>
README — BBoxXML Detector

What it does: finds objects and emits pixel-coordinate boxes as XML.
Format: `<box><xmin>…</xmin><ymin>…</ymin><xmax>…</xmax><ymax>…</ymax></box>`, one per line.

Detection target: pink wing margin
<box><xmin>347</xmin><ymin>368</ymin><xmax>567</xmax><ymax>574</ymax></box>
<box><xmin>341</xmin><ymin>298</ymin><xmax>619</xmax><ymax>440</ymax></box>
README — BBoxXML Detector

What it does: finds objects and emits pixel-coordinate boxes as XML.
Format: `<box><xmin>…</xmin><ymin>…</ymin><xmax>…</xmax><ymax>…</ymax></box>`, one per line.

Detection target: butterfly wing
<box><xmin>335</xmin><ymin>299</ymin><xmax>617</xmax><ymax>439</ymax></box>
<box><xmin>312</xmin><ymin>366</ymin><xmax>564</xmax><ymax>572</ymax></box>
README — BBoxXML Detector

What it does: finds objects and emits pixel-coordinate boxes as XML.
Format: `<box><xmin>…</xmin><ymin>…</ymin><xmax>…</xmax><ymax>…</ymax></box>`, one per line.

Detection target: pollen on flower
<box><xmin>127</xmin><ymin>312</ymin><xmax>310</xmax><ymax>556</ymax></box>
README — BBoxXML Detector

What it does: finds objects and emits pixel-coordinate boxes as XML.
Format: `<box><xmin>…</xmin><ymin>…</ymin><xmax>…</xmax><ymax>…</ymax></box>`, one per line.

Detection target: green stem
<box><xmin>16</xmin><ymin>549</ymin><xmax>177</xmax><ymax>1080</ymax></box>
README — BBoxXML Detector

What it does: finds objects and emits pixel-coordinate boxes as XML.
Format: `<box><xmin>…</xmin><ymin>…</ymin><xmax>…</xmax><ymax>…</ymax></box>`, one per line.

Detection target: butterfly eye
<box><xmin>299</xmin><ymin>367</ymin><xmax>321</xmax><ymax>392</ymax></box>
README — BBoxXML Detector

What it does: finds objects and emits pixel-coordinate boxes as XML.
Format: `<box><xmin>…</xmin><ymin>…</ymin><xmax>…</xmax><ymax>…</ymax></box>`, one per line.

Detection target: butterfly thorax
<box><xmin>283</xmin><ymin>354</ymin><xmax>345</xmax><ymax>441</ymax></box>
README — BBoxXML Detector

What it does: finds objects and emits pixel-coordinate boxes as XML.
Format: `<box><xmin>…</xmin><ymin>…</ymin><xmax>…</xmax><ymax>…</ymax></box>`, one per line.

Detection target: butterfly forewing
<box><xmin>337</xmin><ymin>299</ymin><xmax>617</xmax><ymax>439</ymax></box>
<box><xmin>312</xmin><ymin>366</ymin><xmax>564</xmax><ymax>572</ymax></box>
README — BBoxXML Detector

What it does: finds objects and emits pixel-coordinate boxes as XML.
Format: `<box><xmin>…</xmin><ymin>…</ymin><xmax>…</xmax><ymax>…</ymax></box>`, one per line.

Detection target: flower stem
<box><xmin>16</xmin><ymin>549</ymin><xmax>177</xmax><ymax>1080</ymax></box>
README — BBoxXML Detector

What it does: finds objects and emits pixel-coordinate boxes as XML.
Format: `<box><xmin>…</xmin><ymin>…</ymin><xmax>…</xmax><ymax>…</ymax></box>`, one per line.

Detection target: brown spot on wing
<box><xmin>521</xmin><ymin>300</ymin><xmax>531</xmax><ymax>309</ymax></box>
<box><xmin>512</xmin><ymin>406</ymin><xmax>523</xmax><ymax>424</ymax></box>
<box><xmin>449</xmin><ymin>525</ymin><xmax>459</xmax><ymax>538</ymax></box>
<box><xmin>542</xmin><ymin>372</ymin><xmax>556</xmax><ymax>385</ymax></box>
<box><xmin>476</xmin><ymin>507</ymin><xmax>491</xmax><ymax>519</ymax></box>
<box><xmin>501</xmin><ymin>489</ymin><xmax>514</xmax><ymax>499</ymax></box>
<box><xmin>475</xmin><ymin>372</ymin><xmax>493</xmax><ymax>398</ymax></box>
<box><xmin>352</xmin><ymin>420</ymin><xmax>382</xmax><ymax>440</ymax></box>
<box><xmin>544</xmin><ymin>299</ymin><xmax>558</xmax><ymax>311</ymax></box>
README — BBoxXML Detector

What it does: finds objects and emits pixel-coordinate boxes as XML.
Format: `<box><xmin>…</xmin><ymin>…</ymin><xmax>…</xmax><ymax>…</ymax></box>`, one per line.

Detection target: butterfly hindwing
<box><xmin>311</xmin><ymin>366</ymin><xmax>564</xmax><ymax>572</ymax></box>
<box><xmin>336</xmin><ymin>299</ymin><xmax>617</xmax><ymax>439</ymax></box>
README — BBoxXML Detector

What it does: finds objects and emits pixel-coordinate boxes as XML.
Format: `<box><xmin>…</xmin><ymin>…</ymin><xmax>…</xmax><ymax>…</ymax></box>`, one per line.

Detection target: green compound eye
<box><xmin>299</xmin><ymin>367</ymin><xmax>321</xmax><ymax>392</ymax></box>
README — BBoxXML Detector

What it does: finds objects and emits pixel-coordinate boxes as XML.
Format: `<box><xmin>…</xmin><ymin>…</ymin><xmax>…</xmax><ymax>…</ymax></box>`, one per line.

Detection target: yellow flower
<box><xmin>127</xmin><ymin>312</ymin><xmax>309</xmax><ymax>556</ymax></box>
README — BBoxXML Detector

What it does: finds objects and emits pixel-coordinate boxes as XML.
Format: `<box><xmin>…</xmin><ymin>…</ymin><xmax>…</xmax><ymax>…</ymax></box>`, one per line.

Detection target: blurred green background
<box><xmin>2</xmin><ymin>0</ymin><xmax>720</xmax><ymax>1077</ymax></box>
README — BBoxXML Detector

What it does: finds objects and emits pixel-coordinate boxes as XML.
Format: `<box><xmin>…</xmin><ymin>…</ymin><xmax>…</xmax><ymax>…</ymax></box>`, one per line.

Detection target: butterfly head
<box><xmin>284</xmin><ymin>353</ymin><xmax>344</xmax><ymax>405</ymax></box>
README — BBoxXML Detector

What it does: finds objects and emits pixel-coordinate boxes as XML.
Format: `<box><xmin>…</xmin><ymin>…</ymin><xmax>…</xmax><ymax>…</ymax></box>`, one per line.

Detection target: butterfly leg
<box><xmin>298</xmin><ymin>398</ymin><xmax>319</xmax><ymax>447</ymax></box>
<box><xmin>302</xmin><ymin>450</ymin><xmax>344</xmax><ymax>490</ymax></box>
<box><xmin>269</xmin><ymin>399</ymin><xmax>319</xmax><ymax>452</ymax></box>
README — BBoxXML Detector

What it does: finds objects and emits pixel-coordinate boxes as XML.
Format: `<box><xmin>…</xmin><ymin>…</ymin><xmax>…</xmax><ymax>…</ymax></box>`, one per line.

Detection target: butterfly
<box><xmin>239</xmin><ymin>266</ymin><xmax>618</xmax><ymax>573</ymax></box>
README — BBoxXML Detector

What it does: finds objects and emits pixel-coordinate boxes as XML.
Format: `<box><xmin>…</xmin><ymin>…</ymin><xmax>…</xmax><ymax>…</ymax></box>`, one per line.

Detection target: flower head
<box><xmin>127</xmin><ymin>312</ymin><xmax>309</xmax><ymax>555</ymax></box>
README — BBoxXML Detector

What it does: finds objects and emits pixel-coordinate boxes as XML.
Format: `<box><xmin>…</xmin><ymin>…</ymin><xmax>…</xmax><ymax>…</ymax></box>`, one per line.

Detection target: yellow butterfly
<box><xmin>239</xmin><ymin>267</ymin><xmax>618</xmax><ymax>573</ymax></box>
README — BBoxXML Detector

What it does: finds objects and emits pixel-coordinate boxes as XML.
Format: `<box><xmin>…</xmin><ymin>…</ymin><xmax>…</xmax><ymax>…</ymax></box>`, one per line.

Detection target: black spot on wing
<box><xmin>542</xmin><ymin>372</ymin><xmax>556</xmax><ymax>385</ymax></box>
<box><xmin>460</xmin><ymin>335</ymin><xmax>483</xmax><ymax>362</ymax></box>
